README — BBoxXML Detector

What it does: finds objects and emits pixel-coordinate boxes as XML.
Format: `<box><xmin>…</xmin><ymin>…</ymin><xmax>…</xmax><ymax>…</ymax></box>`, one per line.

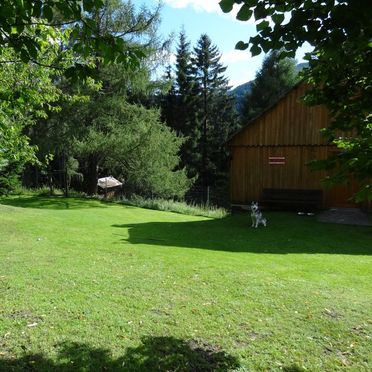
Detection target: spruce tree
<box><xmin>174</xmin><ymin>31</ymin><xmax>200</xmax><ymax>176</ymax></box>
<box><xmin>162</xmin><ymin>32</ymin><xmax>239</xmax><ymax>201</ymax></box>
<box><xmin>161</xmin><ymin>65</ymin><xmax>177</xmax><ymax>131</ymax></box>
<box><xmin>243</xmin><ymin>50</ymin><xmax>299</xmax><ymax>121</ymax></box>
<box><xmin>176</xmin><ymin>31</ymin><xmax>194</xmax><ymax>102</ymax></box>
<box><xmin>191</xmin><ymin>34</ymin><xmax>238</xmax><ymax>195</ymax></box>
<box><xmin>161</xmin><ymin>31</ymin><xmax>200</xmax><ymax>177</ymax></box>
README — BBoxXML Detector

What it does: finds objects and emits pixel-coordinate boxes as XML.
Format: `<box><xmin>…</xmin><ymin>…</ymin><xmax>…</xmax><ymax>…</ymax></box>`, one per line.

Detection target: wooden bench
<box><xmin>261</xmin><ymin>188</ymin><xmax>323</xmax><ymax>211</ymax></box>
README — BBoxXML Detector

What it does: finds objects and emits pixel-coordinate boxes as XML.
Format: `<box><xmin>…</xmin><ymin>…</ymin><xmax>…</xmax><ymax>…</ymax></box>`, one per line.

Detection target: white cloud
<box><xmin>228</xmin><ymin>78</ymin><xmax>249</xmax><ymax>88</ymax></box>
<box><xmin>163</xmin><ymin>0</ymin><xmax>221</xmax><ymax>13</ymax></box>
<box><xmin>163</xmin><ymin>0</ymin><xmax>244</xmax><ymax>21</ymax></box>
<box><xmin>221</xmin><ymin>49</ymin><xmax>252</xmax><ymax>64</ymax></box>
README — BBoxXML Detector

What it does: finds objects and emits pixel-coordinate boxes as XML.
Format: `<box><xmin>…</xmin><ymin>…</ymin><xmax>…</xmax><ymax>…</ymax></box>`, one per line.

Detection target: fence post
<box><xmin>64</xmin><ymin>156</ymin><xmax>69</xmax><ymax>198</ymax></box>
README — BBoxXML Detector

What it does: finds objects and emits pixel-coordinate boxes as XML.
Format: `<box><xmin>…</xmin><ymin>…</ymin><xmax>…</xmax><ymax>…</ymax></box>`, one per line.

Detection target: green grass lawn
<box><xmin>0</xmin><ymin>196</ymin><xmax>371</xmax><ymax>371</ymax></box>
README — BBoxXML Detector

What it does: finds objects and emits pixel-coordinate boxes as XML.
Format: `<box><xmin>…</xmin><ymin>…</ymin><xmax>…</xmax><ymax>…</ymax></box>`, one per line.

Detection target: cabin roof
<box><xmin>226</xmin><ymin>80</ymin><xmax>304</xmax><ymax>145</ymax></box>
<box><xmin>97</xmin><ymin>176</ymin><xmax>123</xmax><ymax>189</ymax></box>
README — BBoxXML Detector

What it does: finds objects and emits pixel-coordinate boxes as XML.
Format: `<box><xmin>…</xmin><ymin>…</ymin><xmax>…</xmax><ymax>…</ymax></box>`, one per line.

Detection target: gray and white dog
<box><xmin>250</xmin><ymin>202</ymin><xmax>267</xmax><ymax>228</ymax></box>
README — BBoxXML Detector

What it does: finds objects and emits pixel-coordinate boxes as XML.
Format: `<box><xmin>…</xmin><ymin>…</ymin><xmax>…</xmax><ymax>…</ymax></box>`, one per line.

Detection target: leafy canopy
<box><xmin>31</xmin><ymin>1</ymin><xmax>190</xmax><ymax>198</ymax></box>
<box><xmin>0</xmin><ymin>0</ymin><xmax>146</xmax><ymax>79</ymax></box>
<box><xmin>219</xmin><ymin>0</ymin><xmax>371</xmax><ymax>56</ymax></box>
<box><xmin>0</xmin><ymin>47</ymin><xmax>60</xmax><ymax>193</ymax></box>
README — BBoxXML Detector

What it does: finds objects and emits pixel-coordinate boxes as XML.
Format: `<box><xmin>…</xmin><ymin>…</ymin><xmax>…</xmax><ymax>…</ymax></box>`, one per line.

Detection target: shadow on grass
<box><xmin>0</xmin><ymin>337</ymin><xmax>239</xmax><ymax>372</ymax></box>
<box><xmin>282</xmin><ymin>366</ymin><xmax>306</xmax><ymax>372</ymax></box>
<box><xmin>0</xmin><ymin>196</ymin><xmax>108</xmax><ymax>210</ymax></box>
<box><xmin>112</xmin><ymin>212</ymin><xmax>372</xmax><ymax>255</ymax></box>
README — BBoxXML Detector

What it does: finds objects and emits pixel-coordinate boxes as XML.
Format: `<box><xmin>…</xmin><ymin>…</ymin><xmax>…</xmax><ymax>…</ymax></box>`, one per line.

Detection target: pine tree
<box><xmin>174</xmin><ymin>31</ymin><xmax>199</xmax><ymax>175</ymax></box>
<box><xmin>162</xmin><ymin>31</ymin><xmax>200</xmax><ymax>177</ymax></box>
<box><xmin>161</xmin><ymin>65</ymin><xmax>177</xmax><ymax>130</ymax></box>
<box><xmin>162</xmin><ymin>31</ymin><xmax>193</xmax><ymax>135</ymax></box>
<box><xmin>161</xmin><ymin>32</ymin><xmax>239</xmax><ymax>201</ymax></box>
<box><xmin>243</xmin><ymin>50</ymin><xmax>299</xmax><ymax>121</ymax></box>
<box><xmin>176</xmin><ymin>31</ymin><xmax>194</xmax><ymax>102</ymax></box>
<box><xmin>191</xmin><ymin>34</ymin><xmax>238</xmax><ymax>194</ymax></box>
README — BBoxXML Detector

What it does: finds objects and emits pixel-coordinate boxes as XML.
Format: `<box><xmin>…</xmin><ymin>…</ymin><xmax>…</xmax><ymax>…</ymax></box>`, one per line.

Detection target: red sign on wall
<box><xmin>269</xmin><ymin>156</ymin><xmax>286</xmax><ymax>165</ymax></box>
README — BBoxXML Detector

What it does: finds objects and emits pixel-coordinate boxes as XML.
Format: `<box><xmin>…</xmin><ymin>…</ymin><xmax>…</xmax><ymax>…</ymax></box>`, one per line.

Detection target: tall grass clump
<box><xmin>120</xmin><ymin>196</ymin><xmax>229</xmax><ymax>218</ymax></box>
<box><xmin>10</xmin><ymin>187</ymin><xmax>87</xmax><ymax>198</ymax></box>
<box><xmin>6</xmin><ymin>188</ymin><xmax>229</xmax><ymax>218</ymax></box>
<box><xmin>7</xmin><ymin>186</ymin><xmax>63</xmax><ymax>196</ymax></box>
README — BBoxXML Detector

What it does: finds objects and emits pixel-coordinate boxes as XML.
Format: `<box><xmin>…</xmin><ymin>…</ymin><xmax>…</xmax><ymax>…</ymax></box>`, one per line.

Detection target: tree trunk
<box><xmin>86</xmin><ymin>155</ymin><xmax>99</xmax><ymax>195</ymax></box>
<box><xmin>202</xmin><ymin>79</ymin><xmax>208</xmax><ymax>203</ymax></box>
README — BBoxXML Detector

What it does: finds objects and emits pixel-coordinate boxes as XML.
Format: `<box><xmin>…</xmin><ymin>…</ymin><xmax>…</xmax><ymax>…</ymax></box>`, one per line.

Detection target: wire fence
<box><xmin>184</xmin><ymin>185</ymin><xmax>230</xmax><ymax>208</ymax></box>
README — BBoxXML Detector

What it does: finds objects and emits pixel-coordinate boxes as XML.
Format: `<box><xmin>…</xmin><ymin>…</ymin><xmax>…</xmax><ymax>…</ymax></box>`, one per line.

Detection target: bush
<box><xmin>0</xmin><ymin>162</ymin><xmax>23</xmax><ymax>195</ymax></box>
<box><xmin>0</xmin><ymin>174</ymin><xmax>20</xmax><ymax>195</ymax></box>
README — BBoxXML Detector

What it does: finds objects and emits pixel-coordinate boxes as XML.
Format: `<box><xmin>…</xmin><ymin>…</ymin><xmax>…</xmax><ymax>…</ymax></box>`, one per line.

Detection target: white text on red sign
<box><xmin>269</xmin><ymin>156</ymin><xmax>285</xmax><ymax>165</ymax></box>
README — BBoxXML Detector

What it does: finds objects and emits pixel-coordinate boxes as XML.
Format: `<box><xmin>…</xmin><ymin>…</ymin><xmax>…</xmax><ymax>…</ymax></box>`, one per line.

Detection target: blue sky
<box><xmin>141</xmin><ymin>0</ymin><xmax>312</xmax><ymax>87</ymax></box>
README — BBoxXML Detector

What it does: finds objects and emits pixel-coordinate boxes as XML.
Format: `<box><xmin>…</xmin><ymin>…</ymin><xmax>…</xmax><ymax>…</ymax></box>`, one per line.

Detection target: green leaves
<box><xmin>250</xmin><ymin>44</ymin><xmax>262</xmax><ymax>56</ymax></box>
<box><xmin>272</xmin><ymin>13</ymin><xmax>285</xmax><ymax>25</ymax></box>
<box><xmin>219</xmin><ymin>0</ymin><xmax>234</xmax><ymax>13</ymax></box>
<box><xmin>235</xmin><ymin>41</ymin><xmax>249</xmax><ymax>50</ymax></box>
<box><xmin>32</xmin><ymin>1</ymin><xmax>42</xmax><ymax>17</ymax></box>
<box><xmin>0</xmin><ymin>46</ymin><xmax>60</xmax><ymax>194</ymax></box>
<box><xmin>256</xmin><ymin>20</ymin><xmax>269</xmax><ymax>32</ymax></box>
<box><xmin>236</xmin><ymin>5</ymin><xmax>253</xmax><ymax>21</ymax></box>
<box><xmin>0</xmin><ymin>0</ymin><xmax>147</xmax><ymax>80</ymax></box>
<box><xmin>42</xmin><ymin>4</ymin><xmax>53</xmax><ymax>22</ymax></box>
<box><xmin>83</xmin><ymin>0</ymin><xmax>98</xmax><ymax>12</ymax></box>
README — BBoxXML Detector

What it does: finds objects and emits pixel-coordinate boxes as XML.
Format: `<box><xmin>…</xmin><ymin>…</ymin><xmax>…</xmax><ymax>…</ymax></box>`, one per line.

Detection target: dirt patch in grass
<box><xmin>322</xmin><ymin>308</ymin><xmax>342</xmax><ymax>320</ymax></box>
<box><xmin>7</xmin><ymin>310</ymin><xmax>42</xmax><ymax>321</ymax></box>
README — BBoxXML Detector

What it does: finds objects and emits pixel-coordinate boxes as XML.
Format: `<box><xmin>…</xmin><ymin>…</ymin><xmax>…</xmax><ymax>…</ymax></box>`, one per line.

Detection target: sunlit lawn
<box><xmin>0</xmin><ymin>195</ymin><xmax>371</xmax><ymax>371</ymax></box>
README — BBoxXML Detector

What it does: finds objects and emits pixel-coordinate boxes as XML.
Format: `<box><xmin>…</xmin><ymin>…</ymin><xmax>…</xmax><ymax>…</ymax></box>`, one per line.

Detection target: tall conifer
<box><xmin>191</xmin><ymin>34</ymin><xmax>238</xmax><ymax>194</ymax></box>
<box><xmin>243</xmin><ymin>50</ymin><xmax>299</xmax><ymax>121</ymax></box>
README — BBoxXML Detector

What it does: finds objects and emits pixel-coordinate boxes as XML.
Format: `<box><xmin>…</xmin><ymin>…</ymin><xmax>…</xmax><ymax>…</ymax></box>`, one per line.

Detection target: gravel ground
<box><xmin>317</xmin><ymin>208</ymin><xmax>371</xmax><ymax>226</ymax></box>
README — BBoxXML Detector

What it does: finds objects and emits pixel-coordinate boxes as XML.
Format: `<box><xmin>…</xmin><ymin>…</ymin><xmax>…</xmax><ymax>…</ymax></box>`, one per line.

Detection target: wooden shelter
<box><xmin>97</xmin><ymin>176</ymin><xmax>123</xmax><ymax>198</ymax></box>
<box><xmin>227</xmin><ymin>83</ymin><xmax>358</xmax><ymax>209</ymax></box>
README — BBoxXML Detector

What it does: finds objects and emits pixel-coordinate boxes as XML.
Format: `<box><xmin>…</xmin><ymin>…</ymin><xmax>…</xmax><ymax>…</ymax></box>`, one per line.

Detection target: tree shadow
<box><xmin>0</xmin><ymin>196</ymin><xmax>108</xmax><ymax>210</ymax></box>
<box><xmin>0</xmin><ymin>337</ymin><xmax>239</xmax><ymax>372</ymax></box>
<box><xmin>112</xmin><ymin>212</ymin><xmax>371</xmax><ymax>255</ymax></box>
<box><xmin>282</xmin><ymin>365</ymin><xmax>305</xmax><ymax>372</ymax></box>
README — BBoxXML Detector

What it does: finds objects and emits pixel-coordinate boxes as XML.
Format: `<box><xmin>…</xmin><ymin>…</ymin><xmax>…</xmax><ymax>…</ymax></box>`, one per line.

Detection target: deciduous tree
<box><xmin>0</xmin><ymin>0</ymin><xmax>146</xmax><ymax>79</ymax></box>
<box><xmin>0</xmin><ymin>48</ymin><xmax>60</xmax><ymax>194</ymax></box>
<box><xmin>30</xmin><ymin>0</ymin><xmax>191</xmax><ymax>198</ymax></box>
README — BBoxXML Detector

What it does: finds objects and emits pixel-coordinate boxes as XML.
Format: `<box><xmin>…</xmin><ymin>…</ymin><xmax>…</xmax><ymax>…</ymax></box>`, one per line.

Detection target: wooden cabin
<box><xmin>227</xmin><ymin>83</ymin><xmax>358</xmax><ymax>209</ymax></box>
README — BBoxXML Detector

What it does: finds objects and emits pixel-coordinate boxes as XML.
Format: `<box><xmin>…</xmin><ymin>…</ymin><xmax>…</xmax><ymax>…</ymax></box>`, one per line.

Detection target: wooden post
<box><xmin>63</xmin><ymin>155</ymin><xmax>68</xmax><ymax>198</ymax></box>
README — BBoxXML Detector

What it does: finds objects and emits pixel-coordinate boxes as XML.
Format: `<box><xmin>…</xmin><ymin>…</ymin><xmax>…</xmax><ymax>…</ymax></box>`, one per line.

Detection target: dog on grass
<box><xmin>250</xmin><ymin>202</ymin><xmax>267</xmax><ymax>228</ymax></box>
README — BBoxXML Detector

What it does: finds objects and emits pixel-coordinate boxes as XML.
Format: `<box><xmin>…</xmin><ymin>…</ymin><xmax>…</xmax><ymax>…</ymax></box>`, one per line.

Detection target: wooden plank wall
<box><xmin>229</xmin><ymin>84</ymin><xmax>331</xmax><ymax>147</ymax></box>
<box><xmin>230</xmin><ymin>145</ymin><xmax>332</xmax><ymax>206</ymax></box>
<box><xmin>228</xmin><ymin>82</ymin><xmax>364</xmax><ymax>208</ymax></box>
